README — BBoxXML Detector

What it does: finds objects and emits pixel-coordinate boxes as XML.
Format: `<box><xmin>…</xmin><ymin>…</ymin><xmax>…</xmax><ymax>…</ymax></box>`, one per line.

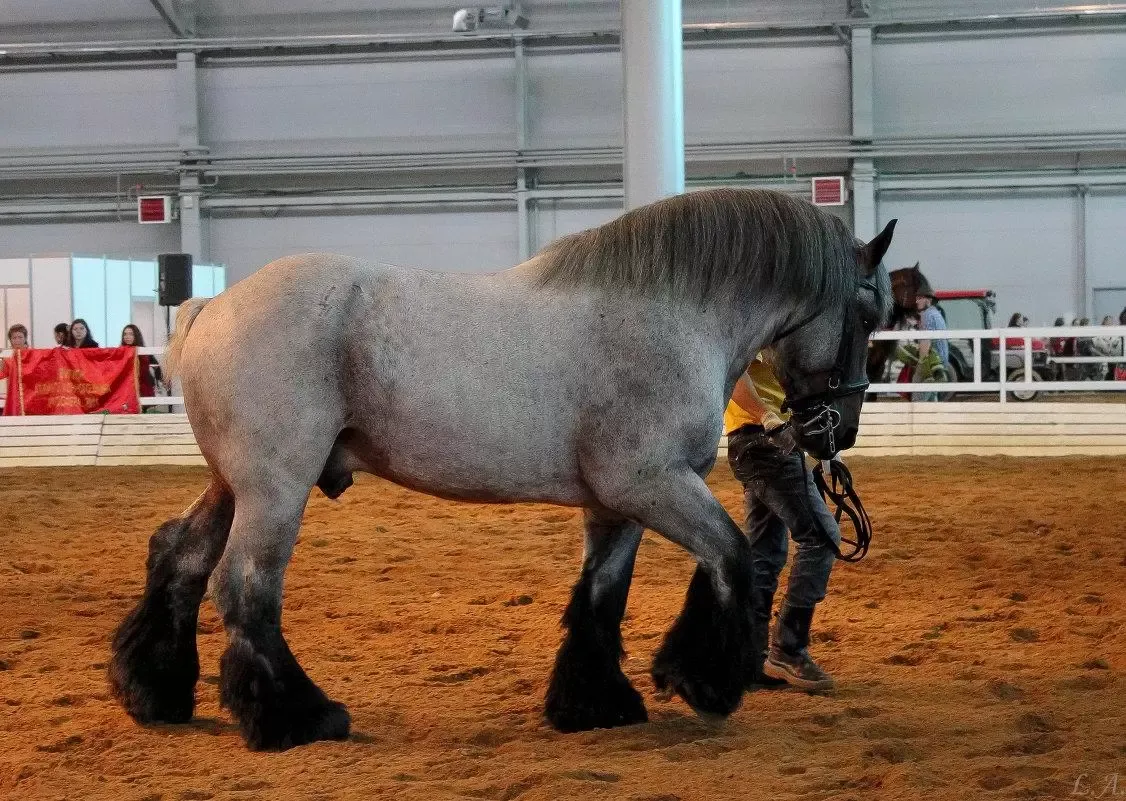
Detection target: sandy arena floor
<box><xmin>1</xmin><ymin>458</ymin><xmax>1123</xmax><ymax>801</ymax></box>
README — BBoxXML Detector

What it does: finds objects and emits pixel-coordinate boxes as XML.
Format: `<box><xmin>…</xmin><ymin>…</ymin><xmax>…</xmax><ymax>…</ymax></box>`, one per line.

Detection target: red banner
<box><xmin>3</xmin><ymin>347</ymin><xmax>140</xmax><ymax>416</ymax></box>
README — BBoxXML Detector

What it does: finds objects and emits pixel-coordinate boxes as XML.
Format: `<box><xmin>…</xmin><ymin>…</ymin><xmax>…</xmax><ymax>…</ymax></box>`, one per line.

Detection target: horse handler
<box><xmin>725</xmin><ymin>353</ymin><xmax>840</xmax><ymax>691</ymax></box>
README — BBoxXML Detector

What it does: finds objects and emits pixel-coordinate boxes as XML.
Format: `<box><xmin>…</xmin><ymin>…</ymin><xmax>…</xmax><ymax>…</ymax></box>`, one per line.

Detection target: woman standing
<box><xmin>1</xmin><ymin>324</ymin><xmax>30</xmax><ymax>413</ymax></box>
<box><xmin>121</xmin><ymin>324</ymin><xmax>165</xmax><ymax>399</ymax></box>
<box><xmin>70</xmin><ymin>319</ymin><xmax>99</xmax><ymax>348</ymax></box>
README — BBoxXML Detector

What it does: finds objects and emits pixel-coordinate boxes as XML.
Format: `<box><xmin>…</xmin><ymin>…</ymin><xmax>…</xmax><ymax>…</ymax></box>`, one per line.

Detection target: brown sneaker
<box><xmin>762</xmin><ymin>648</ymin><xmax>834</xmax><ymax>691</ymax></box>
<box><xmin>763</xmin><ymin>603</ymin><xmax>835</xmax><ymax>691</ymax></box>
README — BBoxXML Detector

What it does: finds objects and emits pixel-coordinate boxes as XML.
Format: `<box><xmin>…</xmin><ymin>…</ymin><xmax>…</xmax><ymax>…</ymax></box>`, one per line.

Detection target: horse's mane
<box><xmin>533</xmin><ymin>188</ymin><xmax>858</xmax><ymax>308</ymax></box>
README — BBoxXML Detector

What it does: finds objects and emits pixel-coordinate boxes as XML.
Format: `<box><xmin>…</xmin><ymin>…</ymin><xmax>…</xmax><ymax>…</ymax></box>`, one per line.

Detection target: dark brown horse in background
<box><xmin>865</xmin><ymin>263</ymin><xmax>928</xmax><ymax>383</ymax></box>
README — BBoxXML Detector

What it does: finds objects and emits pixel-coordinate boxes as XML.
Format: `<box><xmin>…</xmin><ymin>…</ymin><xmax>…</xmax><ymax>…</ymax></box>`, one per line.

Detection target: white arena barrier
<box><xmin>0</xmin><ymin>332</ymin><xmax>1123</xmax><ymax>466</ymax></box>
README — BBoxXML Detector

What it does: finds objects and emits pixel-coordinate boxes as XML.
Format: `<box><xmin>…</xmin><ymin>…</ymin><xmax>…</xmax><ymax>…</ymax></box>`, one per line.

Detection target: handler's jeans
<box><xmin>727</xmin><ymin>426</ymin><xmax>840</xmax><ymax>608</ymax></box>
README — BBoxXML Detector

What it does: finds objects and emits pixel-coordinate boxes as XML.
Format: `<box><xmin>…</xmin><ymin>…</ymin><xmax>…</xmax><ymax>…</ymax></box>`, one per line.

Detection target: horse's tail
<box><xmin>164</xmin><ymin>297</ymin><xmax>210</xmax><ymax>381</ymax></box>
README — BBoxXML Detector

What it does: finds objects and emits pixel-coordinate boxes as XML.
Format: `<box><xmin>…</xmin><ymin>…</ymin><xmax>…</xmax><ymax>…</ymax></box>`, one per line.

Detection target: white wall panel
<box><xmin>1085</xmin><ymin>192</ymin><xmax>1126</xmax><ymax>315</ymax></box>
<box><xmin>0</xmin><ymin>258</ymin><xmax>30</xmax><ymax>286</ymax></box>
<box><xmin>201</xmin><ymin>58</ymin><xmax>515</xmax><ymax>153</ymax></box>
<box><xmin>685</xmin><ymin>44</ymin><xmax>850</xmax><ymax>141</ymax></box>
<box><xmin>875</xmin><ymin>32</ymin><xmax>1126</xmax><ymax>136</ymax></box>
<box><xmin>29</xmin><ymin>256</ymin><xmax>71</xmax><ymax>348</ymax></box>
<box><xmin>526</xmin><ymin>51</ymin><xmax>622</xmax><ymax>149</ymax></box>
<box><xmin>528</xmin><ymin>44</ymin><xmax>849</xmax><ymax>150</ymax></box>
<box><xmin>0</xmin><ymin>221</ymin><xmax>180</xmax><ymax>260</ymax></box>
<box><xmin>1</xmin><ymin>67</ymin><xmax>177</xmax><ymax>150</ymax></box>
<box><xmin>209</xmin><ymin>209</ymin><xmax>519</xmax><ymax>284</ymax></box>
<box><xmin>878</xmin><ymin>193</ymin><xmax>1081</xmax><ymax>325</ymax></box>
<box><xmin>533</xmin><ymin>201</ymin><xmax>622</xmax><ymax>253</ymax></box>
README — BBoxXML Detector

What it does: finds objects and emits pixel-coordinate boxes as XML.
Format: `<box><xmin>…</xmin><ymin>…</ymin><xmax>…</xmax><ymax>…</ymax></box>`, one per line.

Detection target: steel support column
<box><xmin>176</xmin><ymin>51</ymin><xmax>204</xmax><ymax>261</ymax></box>
<box><xmin>621</xmin><ymin>0</ymin><xmax>684</xmax><ymax>210</ymax></box>
<box><xmin>850</xmin><ymin>25</ymin><xmax>876</xmax><ymax>238</ymax></box>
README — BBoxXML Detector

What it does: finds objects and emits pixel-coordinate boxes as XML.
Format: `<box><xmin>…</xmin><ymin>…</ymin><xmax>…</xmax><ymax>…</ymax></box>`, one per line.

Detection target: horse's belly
<box><xmin>360</xmin><ymin>428</ymin><xmax>591</xmax><ymax>507</ymax></box>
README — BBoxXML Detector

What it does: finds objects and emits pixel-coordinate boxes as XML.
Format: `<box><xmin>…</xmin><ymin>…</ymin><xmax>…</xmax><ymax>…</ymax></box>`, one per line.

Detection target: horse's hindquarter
<box><xmin>345</xmin><ymin>272</ymin><xmax>727</xmax><ymax>506</ymax></box>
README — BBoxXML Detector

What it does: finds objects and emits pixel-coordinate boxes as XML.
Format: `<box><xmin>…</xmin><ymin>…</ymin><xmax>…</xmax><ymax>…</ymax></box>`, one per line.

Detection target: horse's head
<box><xmin>890</xmin><ymin>263</ymin><xmax>923</xmax><ymax>313</ymax></box>
<box><xmin>769</xmin><ymin>220</ymin><xmax>896</xmax><ymax>460</ymax></box>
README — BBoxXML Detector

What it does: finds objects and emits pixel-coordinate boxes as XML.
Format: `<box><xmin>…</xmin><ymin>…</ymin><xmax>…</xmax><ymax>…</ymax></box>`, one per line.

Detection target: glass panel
<box><xmin>105</xmin><ymin>259</ymin><xmax>131</xmax><ymax>347</ymax></box>
<box><xmin>71</xmin><ymin>256</ymin><xmax>107</xmax><ymax>346</ymax></box>
<box><xmin>214</xmin><ymin>265</ymin><xmax>226</xmax><ymax>294</ymax></box>
<box><xmin>192</xmin><ymin>265</ymin><xmax>212</xmax><ymax>298</ymax></box>
<box><xmin>131</xmin><ymin>260</ymin><xmax>156</xmax><ymax>299</ymax></box>
<box><xmin>6</xmin><ymin>287</ymin><xmax>31</xmax><ymax>346</ymax></box>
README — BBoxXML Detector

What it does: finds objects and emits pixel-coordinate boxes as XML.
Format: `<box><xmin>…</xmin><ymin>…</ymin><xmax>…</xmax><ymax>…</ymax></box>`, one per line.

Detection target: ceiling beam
<box><xmin>148</xmin><ymin>0</ymin><xmax>185</xmax><ymax>38</ymax></box>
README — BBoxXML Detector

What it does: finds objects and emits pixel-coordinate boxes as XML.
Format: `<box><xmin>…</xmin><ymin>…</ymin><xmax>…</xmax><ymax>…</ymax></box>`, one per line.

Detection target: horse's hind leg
<box><xmin>110</xmin><ymin>480</ymin><xmax>234</xmax><ymax>723</ymax></box>
<box><xmin>212</xmin><ymin>480</ymin><xmax>350</xmax><ymax>751</ymax></box>
<box><xmin>544</xmin><ymin>510</ymin><xmax>647</xmax><ymax>732</ymax></box>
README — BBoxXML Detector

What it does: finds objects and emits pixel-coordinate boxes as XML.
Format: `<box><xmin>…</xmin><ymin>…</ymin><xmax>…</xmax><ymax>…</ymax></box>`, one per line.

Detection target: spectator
<box><xmin>913</xmin><ymin>277</ymin><xmax>948</xmax><ymax>401</ymax></box>
<box><xmin>1</xmin><ymin>324</ymin><xmax>29</xmax><ymax>387</ymax></box>
<box><xmin>1050</xmin><ymin>316</ymin><xmax>1076</xmax><ymax>380</ymax></box>
<box><xmin>1007</xmin><ymin>312</ymin><xmax>1028</xmax><ymax>327</ymax></box>
<box><xmin>1092</xmin><ymin>315</ymin><xmax>1123</xmax><ymax>381</ymax></box>
<box><xmin>1118</xmin><ymin>308</ymin><xmax>1126</xmax><ymax>380</ymax></box>
<box><xmin>121</xmin><ymin>324</ymin><xmax>165</xmax><ymax>399</ymax></box>
<box><xmin>1075</xmin><ymin>318</ymin><xmax>1102</xmax><ymax>380</ymax></box>
<box><xmin>8</xmin><ymin>323</ymin><xmax>28</xmax><ymax>351</ymax></box>
<box><xmin>54</xmin><ymin>322</ymin><xmax>71</xmax><ymax>347</ymax></box>
<box><xmin>70</xmin><ymin>319</ymin><xmax>99</xmax><ymax>348</ymax></box>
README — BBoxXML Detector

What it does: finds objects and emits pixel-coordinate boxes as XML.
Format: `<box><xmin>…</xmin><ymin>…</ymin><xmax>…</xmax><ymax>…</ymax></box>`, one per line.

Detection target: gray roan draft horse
<box><xmin>109</xmin><ymin>188</ymin><xmax>894</xmax><ymax>751</ymax></box>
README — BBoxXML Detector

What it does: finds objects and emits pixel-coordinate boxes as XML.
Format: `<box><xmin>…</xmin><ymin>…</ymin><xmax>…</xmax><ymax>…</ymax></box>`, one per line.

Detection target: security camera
<box><xmin>452</xmin><ymin>8</ymin><xmax>479</xmax><ymax>32</ymax></box>
<box><xmin>452</xmin><ymin>6</ymin><xmax>529</xmax><ymax>32</ymax></box>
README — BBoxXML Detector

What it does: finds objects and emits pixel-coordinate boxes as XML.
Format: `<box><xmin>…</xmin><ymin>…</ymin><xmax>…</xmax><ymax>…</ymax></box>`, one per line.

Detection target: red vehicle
<box><xmin>932</xmin><ymin>289</ymin><xmax>1050</xmax><ymax>400</ymax></box>
<box><xmin>890</xmin><ymin>288</ymin><xmax>1050</xmax><ymax>400</ymax></box>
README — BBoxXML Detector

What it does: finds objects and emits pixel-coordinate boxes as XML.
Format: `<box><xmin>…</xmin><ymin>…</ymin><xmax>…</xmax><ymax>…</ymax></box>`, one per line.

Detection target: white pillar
<box><xmin>852</xmin><ymin>159</ymin><xmax>877</xmax><ymax>241</ymax></box>
<box><xmin>621</xmin><ymin>0</ymin><xmax>685</xmax><ymax>211</ymax></box>
<box><xmin>850</xmin><ymin>26</ymin><xmax>876</xmax><ymax>239</ymax></box>
<box><xmin>176</xmin><ymin>51</ymin><xmax>204</xmax><ymax>262</ymax></box>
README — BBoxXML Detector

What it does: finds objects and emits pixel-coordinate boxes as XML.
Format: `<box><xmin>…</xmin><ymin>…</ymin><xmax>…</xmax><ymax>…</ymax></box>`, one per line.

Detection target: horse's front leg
<box><xmin>544</xmin><ymin>510</ymin><xmax>647</xmax><ymax>732</ymax></box>
<box><xmin>596</xmin><ymin>468</ymin><xmax>757</xmax><ymax>721</ymax></box>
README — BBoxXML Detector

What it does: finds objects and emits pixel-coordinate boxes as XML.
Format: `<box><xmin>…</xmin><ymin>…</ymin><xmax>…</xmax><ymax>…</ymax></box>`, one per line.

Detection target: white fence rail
<box><xmin>5</xmin><ymin>330</ymin><xmax>1126</xmax><ymax>412</ymax></box>
<box><xmin>868</xmin><ymin>325</ymin><xmax>1126</xmax><ymax>402</ymax></box>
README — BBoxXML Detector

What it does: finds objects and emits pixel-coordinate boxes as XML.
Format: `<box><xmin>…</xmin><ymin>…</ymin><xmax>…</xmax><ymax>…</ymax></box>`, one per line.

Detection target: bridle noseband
<box><xmin>775</xmin><ymin>278</ymin><xmax>878</xmax><ymax>455</ymax></box>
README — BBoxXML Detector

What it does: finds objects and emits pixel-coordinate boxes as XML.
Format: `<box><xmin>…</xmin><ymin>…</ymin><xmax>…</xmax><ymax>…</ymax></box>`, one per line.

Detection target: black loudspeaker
<box><xmin>158</xmin><ymin>253</ymin><xmax>193</xmax><ymax>306</ymax></box>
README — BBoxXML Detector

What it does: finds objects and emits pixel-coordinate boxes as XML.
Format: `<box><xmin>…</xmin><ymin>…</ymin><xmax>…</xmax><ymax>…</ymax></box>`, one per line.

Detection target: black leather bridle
<box><xmin>774</xmin><ymin>278</ymin><xmax>878</xmax><ymax>456</ymax></box>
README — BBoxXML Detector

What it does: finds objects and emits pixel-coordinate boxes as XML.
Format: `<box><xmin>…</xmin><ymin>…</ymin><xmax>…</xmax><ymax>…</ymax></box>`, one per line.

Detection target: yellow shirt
<box><xmin>724</xmin><ymin>354</ymin><xmax>788</xmax><ymax>435</ymax></box>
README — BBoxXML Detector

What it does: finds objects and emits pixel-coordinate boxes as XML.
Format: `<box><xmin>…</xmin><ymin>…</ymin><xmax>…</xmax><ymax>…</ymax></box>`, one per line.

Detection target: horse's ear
<box><xmin>859</xmin><ymin>219</ymin><xmax>897</xmax><ymax>275</ymax></box>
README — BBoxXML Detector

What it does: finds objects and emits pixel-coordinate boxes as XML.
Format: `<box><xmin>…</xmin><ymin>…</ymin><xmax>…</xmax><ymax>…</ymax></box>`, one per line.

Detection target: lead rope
<box><xmin>809</xmin><ymin>457</ymin><xmax>873</xmax><ymax>562</ymax></box>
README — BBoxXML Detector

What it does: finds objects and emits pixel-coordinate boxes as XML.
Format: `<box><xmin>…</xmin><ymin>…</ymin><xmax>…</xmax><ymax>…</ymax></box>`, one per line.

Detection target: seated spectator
<box><xmin>121</xmin><ymin>324</ymin><xmax>165</xmax><ymax>398</ymax></box>
<box><xmin>1003</xmin><ymin>312</ymin><xmax>1032</xmax><ymax>349</ymax></box>
<box><xmin>1075</xmin><ymin>318</ymin><xmax>1102</xmax><ymax>380</ymax></box>
<box><xmin>1092</xmin><ymin>315</ymin><xmax>1124</xmax><ymax>380</ymax></box>
<box><xmin>70</xmin><ymin>319</ymin><xmax>99</xmax><ymax>348</ymax></box>
<box><xmin>1050</xmin><ymin>317</ymin><xmax>1076</xmax><ymax>380</ymax></box>
<box><xmin>54</xmin><ymin>322</ymin><xmax>71</xmax><ymax>347</ymax></box>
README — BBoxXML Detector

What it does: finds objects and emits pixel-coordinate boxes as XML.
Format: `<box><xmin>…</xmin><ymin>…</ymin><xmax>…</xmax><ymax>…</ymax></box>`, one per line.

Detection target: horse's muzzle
<box><xmin>790</xmin><ymin>405</ymin><xmax>857</xmax><ymax>459</ymax></box>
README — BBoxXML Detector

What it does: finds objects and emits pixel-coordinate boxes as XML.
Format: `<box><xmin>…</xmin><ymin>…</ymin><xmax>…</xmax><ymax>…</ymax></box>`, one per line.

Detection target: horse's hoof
<box><xmin>109</xmin><ymin>605</ymin><xmax>199</xmax><ymax>725</ymax></box>
<box><xmin>109</xmin><ymin>665</ymin><xmax>196</xmax><ymax>725</ymax></box>
<box><xmin>242</xmin><ymin>699</ymin><xmax>352</xmax><ymax>752</ymax></box>
<box><xmin>651</xmin><ymin>658</ymin><xmax>740</xmax><ymax>720</ymax></box>
<box><xmin>545</xmin><ymin>677</ymin><xmax>647</xmax><ymax>733</ymax></box>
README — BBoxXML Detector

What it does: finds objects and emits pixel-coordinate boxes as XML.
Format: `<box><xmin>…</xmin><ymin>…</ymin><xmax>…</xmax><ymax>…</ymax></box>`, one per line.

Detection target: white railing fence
<box><xmin>868</xmin><ymin>325</ymin><xmax>1126</xmax><ymax>403</ymax></box>
<box><xmin>4</xmin><ymin>331</ymin><xmax>1126</xmax><ymax>412</ymax></box>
